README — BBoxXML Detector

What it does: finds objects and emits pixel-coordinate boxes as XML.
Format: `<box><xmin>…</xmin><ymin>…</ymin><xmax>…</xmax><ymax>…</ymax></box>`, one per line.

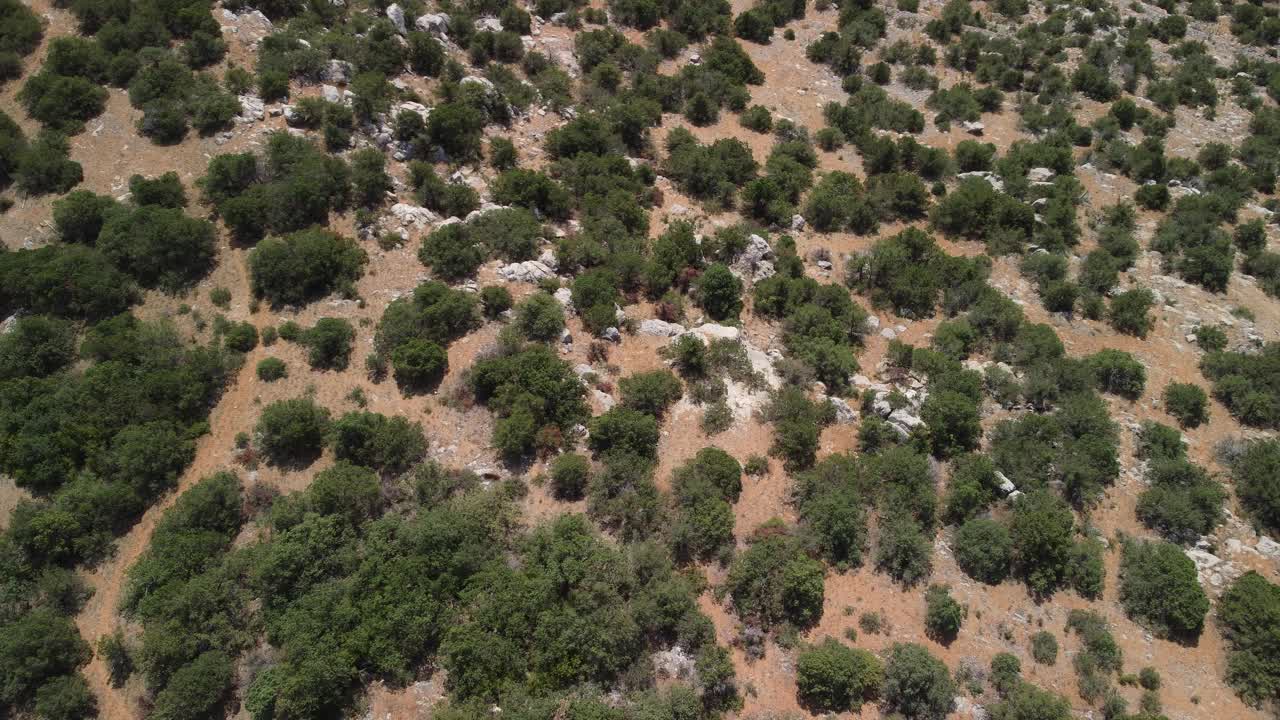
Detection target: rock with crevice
<box><xmin>496</xmin><ymin>260</ymin><xmax>556</xmax><ymax>283</ymax></box>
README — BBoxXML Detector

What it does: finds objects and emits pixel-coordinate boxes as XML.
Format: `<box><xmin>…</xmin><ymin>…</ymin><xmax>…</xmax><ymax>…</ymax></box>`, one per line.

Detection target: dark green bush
<box><xmin>725</xmin><ymin>531</ymin><xmax>825</xmax><ymax>629</ymax></box>
<box><xmin>514</xmin><ymin>292</ymin><xmax>566</xmax><ymax>342</ymax></box>
<box><xmin>1086</xmin><ymin>349</ymin><xmax>1146</xmax><ymax>399</ymax></box>
<box><xmin>923</xmin><ymin>584</ymin><xmax>964</xmax><ymax>643</ymax></box>
<box><xmin>301</xmin><ymin>317</ymin><xmax>355</xmax><ymax>371</ymax></box>
<box><xmin>1219</xmin><ymin>571</ymin><xmax>1280</xmax><ymax>708</ymax></box>
<box><xmin>391</xmin><ymin>338</ymin><xmax>448</xmax><ymax>391</ymax></box>
<box><xmin>1119</xmin><ymin>538</ymin><xmax>1209</xmax><ymax>639</ymax></box>
<box><xmin>795</xmin><ymin>638</ymin><xmax>882</xmax><ymax>712</ymax></box>
<box><xmin>881</xmin><ymin>643</ymin><xmax>956</xmax><ymax>720</ymax></box>
<box><xmin>256</xmin><ymin>358</ymin><xmax>287</xmax><ymax>382</ymax></box>
<box><xmin>549</xmin><ymin>452</ymin><xmax>591</xmax><ymax>500</ymax></box>
<box><xmin>619</xmin><ymin>370</ymin><xmax>683</xmax><ymax>418</ymax></box>
<box><xmin>255</xmin><ymin>398</ymin><xmax>331</xmax><ymax>466</ymax></box>
<box><xmin>329</xmin><ymin>411</ymin><xmax>426</xmax><ymax>474</ymax></box>
<box><xmin>1163</xmin><ymin>382</ymin><xmax>1209</xmax><ymax>428</ymax></box>
<box><xmin>1108</xmin><ymin>287</ymin><xmax>1155</xmax><ymax>338</ymax></box>
<box><xmin>953</xmin><ymin>517</ymin><xmax>1011</xmax><ymax>584</ymax></box>
<box><xmin>249</xmin><ymin>228</ymin><xmax>366</xmax><ymax>307</ymax></box>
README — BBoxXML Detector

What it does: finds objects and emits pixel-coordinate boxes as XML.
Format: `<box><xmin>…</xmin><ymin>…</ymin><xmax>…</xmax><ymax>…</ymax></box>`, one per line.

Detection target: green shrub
<box><xmin>588</xmin><ymin>407</ymin><xmax>660</xmax><ymax>458</ymax></box>
<box><xmin>149</xmin><ymin>651</ymin><xmax>233</xmax><ymax>720</ymax></box>
<box><xmin>696</xmin><ymin>263</ymin><xmax>744</xmax><ymax>321</ymax></box>
<box><xmin>726</xmin><ymin>532</ymin><xmax>825</xmax><ymax>629</ymax></box>
<box><xmin>329</xmin><ymin>411</ymin><xmax>426</xmax><ymax>474</ymax></box>
<box><xmin>387</xmin><ymin>338</ymin><xmax>445</xmax><ymax>391</ymax></box>
<box><xmin>1086</xmin><ymin>349</ymin><xmax>1146</xmax><ymax>399</ymax></box>
<box><xmin>881</xmin><ymin>643</ymin><xmax>956</xmax><ymax>720</ymax></box>
<box><xmin>1228</xmin><ymin>439</ymin><xmax>1280</xmax><ymax>533</ymax></box>
<box><xmin>1163</xmin><ymin>382</ymin><xmax>1209</xmax><ymax>428</ymax></box>
<box><xmin>874</xmin><ymin>513</ymin><xmax>933</xmax><ymax>587</ymax></box>
<box><xmin>549</xmin><ymin>452</ymin><xmax>591</xmax><ymax>500</ymax></box>
<box><xmin>256</xmin><ymin>398</ymin><xmax>331</xmax><ymax>466</ymax></box>
<box><xmin>921</xmin><ymin>389</ymin><xmax>980</xmax><ymax>457</ymax></box>
<box><xmin>469</xmin><ymin>345</ymin><xmax>587</xmax><ymax>460</ymax></box>
<box><xmin>223</xmin><ymin>321</ymin><xmax>258</xmax><ymax>352</ymax></box>
<box><xmin>14</xmin><ymin>131</ymin><xmax>83</xmax><ymax>196</ymax></box>
<box><xmin>1031</xmin><ymin>631</ymin><xmax>1058</xmax><ymax>665</ymax></box>
<box><xmin>97</xmin><ymin>206</ymin><xmax>216</xmax><ymax>291</ymax></box>
<box><xmin>256</xmin><ymin>358</ymin><xmax>287</xmax><ymax>382</ymax></box>
<box><xmin>1108</xmin><ymin>287</ymin><xmax>1155</xmax><ymax>338</ymax></box>
<box><xmin>1219</xmin><ymin>571</ymin><xmax>1280</xmax><ymax>708</ymax></box>
<box><xmin>923</xmin><ymin>584</ymin><xmax>964</xmax><ymax>643</ymax></box>
<box><xmin>514</xmin><ymin>292</ymin><xmax>566</xmax><ymax>342</ymax></box>
<box><xmin>740</xmin><ymin>105</ymin><xmax>773</xmax><ymax>133</ymax></box>
<box><xmin>1119</xmin><ymin>539</ymin><xmax>1209</xmax><ymax>640</ymax></box>
<box><xmin>1009</xmin><ymin>491</ymin><xmax>1075</xmax><ymax>597</ymax></box>
<box><xmin>953</xmin><ymin>518</ymin><xmax>1011</xmax><ymax>584</ymax></box>
<box><xmin>795</xmin><ymin>638</ymin><xmax>882</xmax><ymax>712</ymax></box>
<box><xmin>51</xmin><ymin>190</ymin><xmax>120</xmax><ymax>244</ymax></box>
<box><xmin>479</xmin><ymin>286</ymin><xmax>513</xmax><ymax>319</ymax></box>
<box><xmin>250</xmin><ymin>229</ymin><xmax>366</xmax><ymax>307</ymax></box>
<box><xmin>301</xmin><ymin>317</ymin><xmax>355</xmax><ymax>371</ymax></box>
<box><xmin>619</xmin><ymin>370</ymin><xmax>684</xmax><ymax>418</ymax></box>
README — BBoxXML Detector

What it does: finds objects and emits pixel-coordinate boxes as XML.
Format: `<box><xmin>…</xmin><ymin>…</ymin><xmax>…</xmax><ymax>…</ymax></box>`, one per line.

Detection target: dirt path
<box><xmin>73</xmin><ymin>340</ymin><xmax>262</xmax><ymax>719</ymax></box>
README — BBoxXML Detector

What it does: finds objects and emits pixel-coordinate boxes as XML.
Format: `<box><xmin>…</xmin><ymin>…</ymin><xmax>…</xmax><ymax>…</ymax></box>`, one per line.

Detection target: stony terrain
<box><xmin>2</xmin><ymin>0</ymin><xmax>1280</xmax><ymax>718</ymax></box>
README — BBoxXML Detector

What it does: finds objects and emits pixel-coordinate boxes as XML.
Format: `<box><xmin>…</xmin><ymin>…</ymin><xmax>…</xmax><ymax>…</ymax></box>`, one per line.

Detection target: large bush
<box><xmin>249</xmin><ymin>228</ymin><xmax>366</xmax><ymax>306</ymax></box>
<box><xmin>329</xmin><ymin>411</ymin><xmax>426</xmax><ymax>474</ymax></box>
<box><xmin>881</xmin><ymin>643</ymin><xmax>955</xmax><ymax>720</ymax></box>
<box><xmin>795</xmin><ymin>638</ymin><xmax>882</xmax><ymax>712</ymax></box>
<box><xmin>725</xmin><ymin>532</ymin><xmax>825</xmax><ymax>629</ymax></box>
<box><xmin>953</xmin><ymin>518</ymin><xmax>1011</xmax><ymax>584</ymax></box>
<box><xmin>256</xmin><ymin>398</ymin><xmax>331</xmax><ymax>466</ymax></box>
<box><xmin>1219</xmin><ymin>571</ymin><xmax>1280</xmax><ymax>708</ymax></box>
<box><xmin>1119</xmin><ymin>539</ymin><xmax>1209</xmax><ymax>640</ymax></box>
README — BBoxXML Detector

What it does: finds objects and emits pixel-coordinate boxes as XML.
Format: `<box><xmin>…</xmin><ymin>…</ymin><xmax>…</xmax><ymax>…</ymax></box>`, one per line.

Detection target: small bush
<box><xmin>1163</xmin><ymin>382</ymin><xmax>1209</xmax><ymax>428</ymax></box>
<box><xmin>924</xmin><ymin>584</ymin><xmax>964</xmax><ymax>643</ymax></box>
<box><xmin>1108</xmin><ymin>288</ymin><xmax>1155</xmax><ymax>338</ymax></box>
<box><xmin>256</xmin><ymin>358</ymin><xmax>287</xmax><ymax>382</ymax></box>
<box><xmin>391</xmin><ymin>339</ymin><xmax>448</xmax><ymax>391</ymax></box>
<box><xmin>256</xmin><ymin>398</ymin><xmax>331</xmax><ymax>466</ymax></box>
<box><xmin>954</xmin><ymin>518</ymin><xmax>1011</xmax><ymax>584</ymax></box>
<box><xmin>550</xmin><ymin>452</ymin><xmax>591</xmax><ymax>500</ymax></box>
<box><xmin>1031</xmin><ymin>631</ymin><xmax>1058</xmax><ymax>665</ymax></box>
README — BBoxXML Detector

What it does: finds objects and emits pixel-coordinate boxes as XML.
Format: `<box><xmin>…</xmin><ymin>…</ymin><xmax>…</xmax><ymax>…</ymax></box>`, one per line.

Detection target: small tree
<box><xmin>881</xmin><ymin>643</ymin><xmax>955</xmax><ymax>720</ymax></box>
<box><xmin>391</xmin><ymin>339</ymin><xmax>448</xmax><ymax>391</ymax></box>
<box><xmin>954</xmin><ymin>518</ymin><xmax>1011</xmax><ymax>584</ymax></box>
<box><xmin>302</xmin><ymin>317</ymin><xmax>355</xmax><ymax>370</ymax></box>
<box><xmin>256</xmin><ymin>398</ymin><xmax>331</xmax><ymax>466</ymax></box>
<box><xmin>696</xmin><ymin>263</ymin><xmax>743</xmax><ymax>321</ymax></box>
<box><xmin>924</xmin><ymin>584</ymin><xmax>964</xmax><ymax>644</ymax></box>
<box><xmin>1163</xmin><ymin>382</ymin><xmax>1209</xmax><ymax>428</ymax></box>
<box><xmin>1108</xmin><ymin>288</ymin><xmax>1155</xmax><ymax>338</ymax></box>
<box><xmin>550</xmin><ymin>453</ymin><xmax>591</xmax><ymax>500</ymax></box>
<box><xmin>795</xmin><ymin>638</ymin><xmax>883</xmax><ymax>712</ymax></box>
<box><xmin>514</xmin><ymin>292</ymin><xmax>566</xmax><ymax>342</ymax></box>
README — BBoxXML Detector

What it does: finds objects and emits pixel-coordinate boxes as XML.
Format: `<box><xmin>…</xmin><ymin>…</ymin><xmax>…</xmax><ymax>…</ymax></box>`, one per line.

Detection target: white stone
<box><xmin>460</xmin><ymin>75</ymin><xmax>495</xmax><ymax>91</ymax></box>
<box><xmin>554</xmin><ymin>287</ymin><xmax>574</xmax><ymax>312</ymax></box>
<box><xmin>639</xmin><ymin>319</ymin><xmax>686</xmax><ymax>337</ymax></box>
<box><xmin>601</xmin><ymin>327</ymin><xmax>622</xmax><ymax>343</ymax></box>
<box><xmin>691</xmin><ymin>323</ymin><xmax>741</xmax><ymax>342</ymax></box>
<box><xmin>321</xmin><ymin>84</ymin><xmax>342</xmax><ymax>103</ymax></box>
<box><xmin>888</xmin><ymin>408</ymin><xmax>924</xmax><ymax>429</ymax></box>
<box><xmin>994</xmin><ymin>470</ymin><xmax>1016</xmax><ymax>495</ymax></box>
<box><xmin>956</xmin><ymin>171</ymin><xmax>1004</xmax><ymax>193</ymax></box>
<box><xmin>1026</xmin><ymin>167</ymin><xmax>1054</xmax><ymax>183</ymax></box>
<box><xmin>415</xmin><ymin>13</ymin><xmax>449</xmax><ymax>36</ymax></box>
<box><xmin>827</xmin><ymin>397</ymin><xmax>857</xmax><ymax>424</ymax></box>
<box><xmin>497</xmin><ymin>260</ymin><xmax>556</xmax><ymax>283</ymax></box>
<box><xmin>962</xmin><ymin>120</ymin><xmax>984</xmax><ymax>135</ymax></box>
<box><xmin>880</xmin><ymin>327</ymin><xmax>897</xmax><ymax>340</ymax></box>
<box><xmin>389</xmin><ymin>203</ymin><xmax>437</xmax><ymax>227</ymax></box>
<box><xmin>386</xmin><ymin>3</ymin><xmax>406</xmax><ymax>33</ymax></box>
<box><xmin>236</xmin><ymin>94</ymin><xmax>264</xmax><ymax>122</ymax></box>
<box><xmin>1257</xmin><ymin>536</ymin><xmax>1280</xmax><ymax>558</ymax></box>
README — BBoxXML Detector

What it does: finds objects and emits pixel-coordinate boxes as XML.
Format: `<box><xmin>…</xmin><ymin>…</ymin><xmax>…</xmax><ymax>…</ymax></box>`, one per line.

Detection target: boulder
<box><xmin>236</xmin><ymin>94</ymin><xmax>264</xmax><ymax>122</ymax></box>
<box><xmin>827</xmin><ymin>397</ymin><xmax>857</xmax><ymax>424</ymax></box>
<box><xmin>475</xmin><ymin>16</ymin><xmax>503</xmax><ymax>32</ymax></box>
<box><xmin>639</xmin><ymin>319</ymin><xmax>686</xmax><ymax>337</ymax></box>
<box><xmin>415</xmin><ymin>13</ymin><xmax>449</xmax><ymax>36</ymax></box>
<box><xmin>460</xmin><ymin>75</ymin><xmax>496</xmax><ymax>91</ymax></box>
<box><xmin>888</xmin><ymin>408</ymin><xmax>924</xmax><ymax>429</ymax></box>
<box><xmin>554</xmin><ymin>287</ymin><xmax>574</xmax><ymax>312</ymax></box>
<box><xmin>730</xmin><ymin>233</ymin><xmax>773</xmax><ymax>280</ymax></box>
<box><xmin>994</xmin><ymin>470</ymin><xmax>1016</xmax><ymax>495</ymax></box>
<box><xmin>956</xmin><ymin>171</ymin><xmax>1004</xmax><ymax>192</ymax></box>
<box><xmin>389</xmin><ymin>203</ymin><xmax>437</xmax><ymax>228</ymax></box>
<box><xmin>322</xmin><ymin>59</ymin><xmax>353</xmax><ymax>84</ymax></box>
<box><xmin>1257</xmin><ymin>536</ymin><xmax>1280</xmax><ymax>558</ymax></box>
<box><xmin>601</xmin><ymin>327</ymin><xmax>622</xmax><ymax>343</ymax></box>
<box><xmin>690</xmin><ymin>323</ymin><xmax>741</xmax><ymax>342</ymax></box>
<box><xmin>394</xmin><ymin>101</ymin><xmax>430</xmax><ymax>120</ymax></box>
<box><xmin>321</xmin><ymin>84</ymin><xmax>343</xmax><ymax>103</ymax></box>
<box><xmin>1027</xmin><ymin>166</ymin><xmax>1054</xmax><ymax>183</ymax></box>
<box><xmin>538</xmin><ymin>248</ymin><xmax>559</xmax><ymax>270</ymax></box>
<box><xmin>386</xmin><ymin>3</ymin><xmax>406</xmax><ymax>33</ymax></box>
<box><xmin>496</xmin><ymin>260</ymin><xmax>556</xmax><ymax>283</ymax></box>
<box><xmin>962</xmin><ymin>120</ymin><xmax>984</xmax><ymax>135</ymax></box>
